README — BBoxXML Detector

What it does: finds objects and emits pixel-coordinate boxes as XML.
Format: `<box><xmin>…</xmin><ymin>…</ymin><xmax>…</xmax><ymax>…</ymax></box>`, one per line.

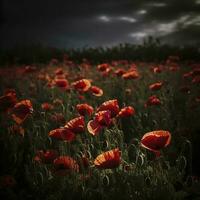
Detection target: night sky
<box><xmin>1</xmin><ymin>0</ymin><xmax>200</xmax><ymax>49</ymax></box>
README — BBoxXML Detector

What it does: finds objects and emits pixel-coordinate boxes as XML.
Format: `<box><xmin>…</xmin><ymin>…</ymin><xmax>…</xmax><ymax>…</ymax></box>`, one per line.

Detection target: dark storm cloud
<box><xmin>160</xmin><ymin>24</ymin><xmax>200</xmax><ymax>45</ymax></box>
<box><xmin>143</xmin><ymin>0</ymin><xmax>200</xmax><ymax>22</ymax></box>
<box><xmin>1</xmin><ymin>0</ymin><xmax>200</xmax><ymax>48</ymax></box>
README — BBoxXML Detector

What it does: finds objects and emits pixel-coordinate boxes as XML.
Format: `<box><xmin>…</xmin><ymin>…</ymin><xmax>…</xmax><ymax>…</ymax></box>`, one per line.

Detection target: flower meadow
<box><xmin>0</xmin><ymin>55</ymin><xmax>200</xmax><ymax>200</ymax></box>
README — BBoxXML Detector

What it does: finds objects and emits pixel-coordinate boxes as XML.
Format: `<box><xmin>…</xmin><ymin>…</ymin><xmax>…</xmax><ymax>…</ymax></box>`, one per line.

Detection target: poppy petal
<box><xmin>49</xmin><ymin>128</ymin><xmax>76</xmax><ymax>141</ymax></box>
<box><xmin>90</xmin><ymin>86</ymin><xmax>103</xmax><ymax>97</ymax></box>
<box><xmin>65</xmin><ymin>116</ymin><xmax>85</xmax><ymax>133</ymax></box>
<box><xmin>11</xmin><ymin>100</ymin><xmax>33</xmax><ymax>124</ymax></box>
<box><xmin>141</xmin><ymin>130</ymin><xmax>171</xmax><ymax>153</ymax></box>
<box><xmin>87</xmin><ymin>120</ymin><xmax>103</xmax><ymax>136</ymax></box>
<box><xmin>94</xmin><ymin>148</ymin><xmax>121</xmax><ymax>169</ymax></box>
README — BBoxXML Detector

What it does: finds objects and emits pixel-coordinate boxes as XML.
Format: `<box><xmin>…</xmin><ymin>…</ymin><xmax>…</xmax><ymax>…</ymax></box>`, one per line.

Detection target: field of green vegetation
<box><xmin>0</xmin><ymin>43</ymin><xmax>200</xmax><ymax>200</ymax></box>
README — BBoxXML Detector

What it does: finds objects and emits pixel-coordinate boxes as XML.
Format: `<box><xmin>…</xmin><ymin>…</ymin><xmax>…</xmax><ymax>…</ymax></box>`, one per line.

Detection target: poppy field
<box><xmin>0</xmin><ymin>54</ymin><xmax>200</xmax><ymax>200</ymax></box>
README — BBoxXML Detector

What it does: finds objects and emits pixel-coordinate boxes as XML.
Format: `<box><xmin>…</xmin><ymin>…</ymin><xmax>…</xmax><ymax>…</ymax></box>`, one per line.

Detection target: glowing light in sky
<box><xmin>148</xmin><ymin>3</ymin><xmax>167</xmax><ymax>7</ymax></box>
<box><xmin>97</xmin><ymin>15</ymin><xmax>137</xmax><ymax>23</ymax></box>
<box><xmin>196</xmin><ymin>0</ymin><xmax>200</xmax><ymax>4</ymax></box>
<box><xmin>137</xmin><ymin>10</ymin><xmax>147</xmax><ymax>15</ymax></box>
<box><xmin>118</xmin><ymin>16</ymin><xmax>137</xmax><ymax>23</ymax></box>
<box><xmin>98</xmin><ymin>15</ymin><xmax>111</xmax><ymax>22</ymax></box>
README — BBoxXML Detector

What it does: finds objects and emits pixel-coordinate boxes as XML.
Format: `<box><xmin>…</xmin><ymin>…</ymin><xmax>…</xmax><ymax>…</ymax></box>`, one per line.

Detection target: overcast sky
<box><xmin>1</xmin><ymin>0</ymin><xmax>200</xmax><ymax>49</ymax></box>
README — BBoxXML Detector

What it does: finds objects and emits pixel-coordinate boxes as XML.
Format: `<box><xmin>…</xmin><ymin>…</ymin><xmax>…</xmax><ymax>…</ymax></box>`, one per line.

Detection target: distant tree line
<box><xmin>0</xmin><ymin>37</ymin><xmax>199</xmax><ymax>66</ymax></box>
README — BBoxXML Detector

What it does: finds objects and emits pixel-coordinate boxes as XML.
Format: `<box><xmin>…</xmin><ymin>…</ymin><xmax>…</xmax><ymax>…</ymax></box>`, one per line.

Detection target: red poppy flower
<box><xmin>24</xmin><ymin>65</ymin><xmax>37</xmax><ymax>73</ymax></box>
<box><xmin>182</xmin><ymin>71</ymin><xmax>193</xmax><ymax>79</ymax></box>
<box><xmin>114</xmin><ymin>68</ymin><xmax>126</xmax><ymax>76</ymax></box>
<box><xmin>87</xmin><ymin>110</ymin><xmax>112</xmax><ymax>135</ymax></box>
<box><xmin>41</xmin><ymin>102</ymin><xmax>54</xmax><ymax>111</ymax></box>
<box><xmin>117</xmin><ymin>106</ymin><xmax>135</xmax><ymax>118</ymax></box>
<box><xmin>47</xmin><ymin>81</ymin><xmax>54</xmax><ymax>88</ymax></box>
<box><xmin>101</xmin><ymin>67</ymin><xmax>112</xmax><ymax>77</ymax></box>
<box><xmin>78</xmin><ymin>95</ymin><xmax>85</xmax><ymax>100</ymax></box>
<box><xmin>54</xmin><ymin>68</ymin><xmax>64</xmax><ymax>75</ymax></box>
<box><xmin>141</xmin><ymin>130</ymin><xmax>171</xmax><ymax>156</ymax></box>
<box><xmin>97</xmin><ymin>99</ymin><xmax>119</xmax><ymax>117</ymax></box>
<box><xmin>76</xmin><ymin>103</ymin><xmax>94</xmax><ymax>116</ymax></box>
<box><xmin>122</xmin><ymin>70</ymin><xmax>139</xmax><ymax>79</ymax></box>
<box><xmin>34</xmin><ymin>150</ymin><xmax>58</xmax><ymax>164</ymax></box>
<box><xmin>150</xmin><ymin>66</ymin><xmax>162</xmax><ymax>73</ymax></box>
<box><xmin>97</xmin><ymin>63</ymin><xmax>109</xmax><ymax>72</ymax></box>
<box><xmin>50</xmin><ymin>58</ymin><xmax>58</xmax><ymax>65</ymax></box>
<box><xmin>195</xmin><ymin>96</ymin><xmax>200</xmax><ymax>103</ymax></box>
<box><xmin>94</xmin><ymin>148</ymin><xmax>121</xmax><ymax>169</ymax></box>
<box><xmin>49</xmin><ymin>127</ymin><xmax>76</xmax><ymax>141</ymax></box>
<box><xmin>192</xmin><ymin>76</ymin><xmax>200</xmax><ymax>84</ymax></box>
<box><xmin>4</xmin><ymin>88</ymin><xmax>16</xmax><ymax>96</ymax></box>
<box><xmin>169</xmin><ymin>65</ymin><xmax>180</xmax><ymax>72</ymax></box>
<box><xmin>149</xmin><ymin>82</ymin><xmax>163</xmax><ymax>91</ymax></box>
<box><xmin>90</xmin><ymin>86</ymin><xmax>103</xmax><ymax>96</ymax></box>
<box><xmin>87</xmin><ymin>120</ymin><xmax>103</xmax><ymax>136</ymax></box>
<box><xmin>192</xmin><ymin>67</ymin><xmax>200</xmax><ymax>76</ymax></box>
<box><xmin>54</xmin><ymin>78</ymin><xmax>69</xmax><ymax>90</ymax></box>
<box><xmin>71</xmin><ymin>79</ymin><xmax>91</xmax><ymax>92</ymax></box>
<box><xmin>11</xmin><ymin>100</ymin><xmax>33</xmax><ymax>124</ymax></box>
<box><xmin>145</xmin><ymin>95</ymin><xmax>161</xmax><ymax>107</ymax></box>
<box><xmin>65</xmin><ymin>116</ymin><xmax>85</xmax><ymax>133</ymax></box>
<box><xmin>55</xmin><ymin>74</ymin><xmax>66</xmax><ymax>79</ymax></box>
<box><xmin>0</xmin><ymin>91</ymin><xmax>17</xmax><ymax>112</ymax></box>
<box><xmin>53</xmin><ymin>156</ymin><xmax>79</xmax><ymax>175</ymax></box>
<box><xmin>94</xmin><ymin>110</ymin><xmax>112</xmax><ymax>126</ymax></box>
